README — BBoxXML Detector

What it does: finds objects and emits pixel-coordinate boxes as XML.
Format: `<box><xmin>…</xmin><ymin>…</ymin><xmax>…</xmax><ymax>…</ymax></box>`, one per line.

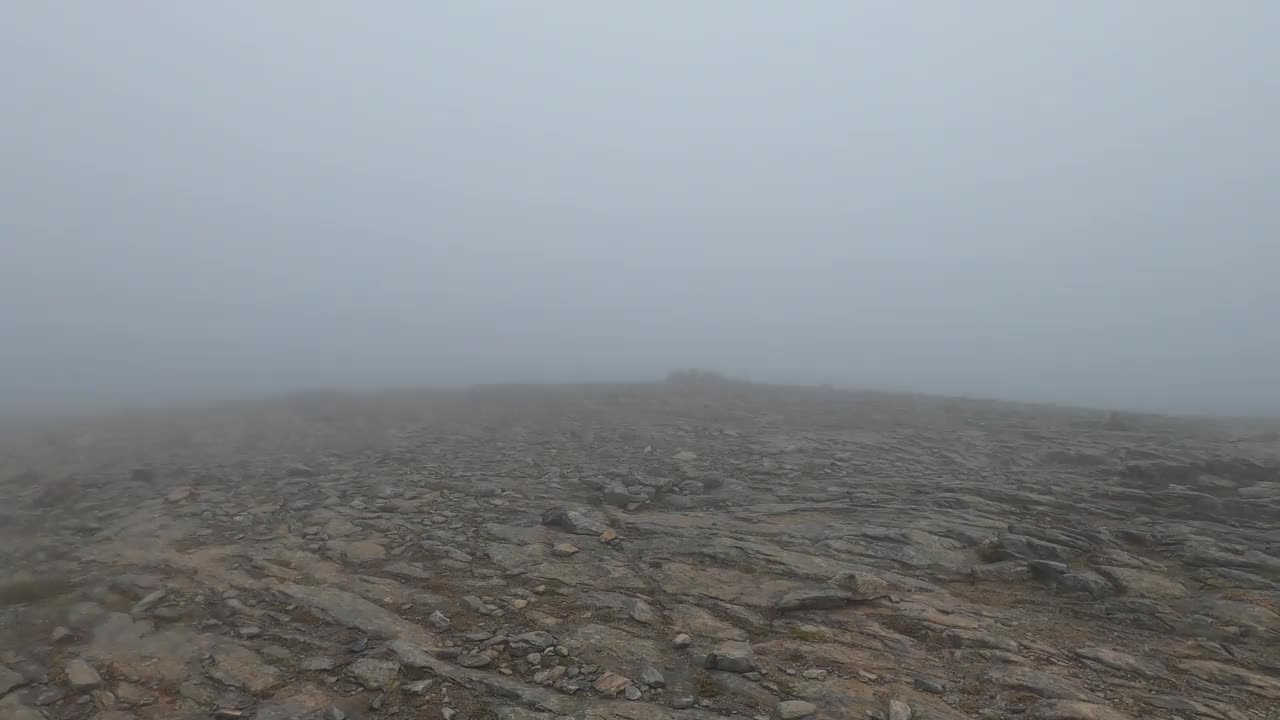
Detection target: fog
<box><xmin>3</xmin><ymin>2</ymin><xmax>1278</xmax><ymax>417</ymax></box>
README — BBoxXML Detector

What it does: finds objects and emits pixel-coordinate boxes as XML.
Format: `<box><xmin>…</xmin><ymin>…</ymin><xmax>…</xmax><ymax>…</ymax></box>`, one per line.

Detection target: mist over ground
<box><xmin>3</xmin><ymin>2</ymin><xmax>1278</xmax><ymax>417</ymax></box>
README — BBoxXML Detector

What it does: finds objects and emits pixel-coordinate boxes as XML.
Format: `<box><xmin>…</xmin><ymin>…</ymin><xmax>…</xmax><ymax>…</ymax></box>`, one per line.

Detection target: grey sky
<box><xmin>2</xmin><ymin>2</ymin><xmax>1278</xmax><ymax>415</ymax></box>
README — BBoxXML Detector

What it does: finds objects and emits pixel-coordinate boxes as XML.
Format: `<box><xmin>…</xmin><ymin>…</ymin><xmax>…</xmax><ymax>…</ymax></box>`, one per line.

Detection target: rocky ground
<box><xmin>2</xmin><ymin>376</ymin><xmax>1279</xmax><ymax>720</ymax></box>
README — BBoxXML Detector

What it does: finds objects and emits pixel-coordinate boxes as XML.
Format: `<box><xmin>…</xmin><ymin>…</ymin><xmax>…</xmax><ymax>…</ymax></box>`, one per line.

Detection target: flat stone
<box><xmin>166</xmin><ymin>486</ymin><xmax>194</xmax><ymax>502</ymax></box>
<box><xmin>912</xmin><ymin>676</ymin><xmax>945</xmax><ymax>694</ymax></box>
<box><xmin>206</xmin><ymin>640</ymin><xmax>283</xmax><ymax>695</ymax></box>
<box><xmin>420</xmin><ymin>542</ymin><xmax>473</xmax><ymax>563</ymax></box>
<box><xmin>65</xmin><ymin>658</ymin><xmax>102</xmax><ymax>689</ymax></box>
<box><xmin>35</xmin><ymin>686</ymin><xmax>68</xmax><ymax>705</ymax></box>
<box><xmin>982</xmin><ymin>666</ymin><xmax>1096</xmax><ymax>702</ymax></box>
<box><xmin>778</xmin><ymin>700</ymin><xmax>818</xmax><ymax>719</ymax></box>
<box><xmin>1176</xmin><ymin>660</ymin><xmax>1280</xmax><ymax>698</ymax></box>
<box><xmin>275</xmin><ymin>584</ymin><xmax>430</xmax><ymax>643</ymax></box>
<box><xmin>461</xmin><ymin>595</ymin><xmax>492</xmax><ymax>614</ymax></box>
<box><xmin>1139</xmin><ymin>694</ymin><xmax>1241</xmax><ymax>719</ymax></box>
<box><xmin>552</xmin><ymin>543</ymin><xmax>580</xmax><ymax>557</ymax></box>
<box><xmin>1056</xmin><ymin>571</ymin><xmax>1116</xmax><ymax>599</ymax></box>
<box><xmin>1195</xmin><ymin>597</ymin><xmax>1280</xmax><ymax>632</ymax></box>
<box><xmin>776</xmin><ymin>588</ymin><xmax>853</xmax><ymax>612</ymax></box>
<box><xmin>285</xmin><ymin>463</ymin><xmax>318</xmax><ymax>478</ymax></box>
<box><xmin>114</xmin><ymin>681</ymin><xmax>153</xmax><ymax>706</ymax></box>
<box><xmin>457</xmin><ymin>653</ymin><xmax>493</xmax><ymax>668</ymax></box>
<box><xmin>382</xmin><ymin>562</ymin><xmax>433</xmax><ymax>580</ymax></box>
<box><xmin>603</xmin><ymin>481</ymin><xmax>651</xmax><ymax>507</ymax></box>
<box><xmin>323</xmin><ymin>518</ymin><xmax>359</xmax><ymax>537</ymax></box>
<box><xmin>577</xmin><ymin>591</ymin><xmax>659</xmax><ymax>625</ymax></box>
<box><xmin>983</xmin><ymin>534</ymin><xmax>1079</xmax><ymax>562</ymax></box>
<box><xmin>533</xmin><ymin>666</ymin><xmax>566</xmax><ymax>685</ymax></box>
<box><xmin>564</xmin><ymin>624</ymin><xmax>662</xmax><ymax>679</ymax></box>
<box><xmin>0</xmin><ymin>664</ymin><xmax>26</xmax><ymax>695</ymax></box>
<box><xmin>324</xmin><ymin>540</ymin><xmax>387</xmax><ymax>563</ymax></box>
<box><xmin>827</xmin><ymin>570</ymin><xmax>894</xmax><ymax>599</ymax></box>
<box><xmin>0</xmin><ymin>698</ymin><xmax>48</xmax><ymax>720</ymax></box>
<box><xmin>971</xmin><ymin>561</ymin><xmax>1034</xmax><ymax>582</ymax></box>
<box><xmin>639</xmin><ymin>665</ymin><xmax>665</xmax><ymax>687</ymax></box>
<box><xmin>1027</xmin><ymin>560</ymin><xmax>1070</xmax><ymax>579</ymax></box>
<box><xmin>1007</xmin><ymin>525</ymin><xmax>1095</xmax><ymax>553</ymax></box>
<box><xmin>541</xmin><ymin>507</ymin><xmax>609</xmax><ymax>536</ymax></box>
<box><xmin>707</xmin><ymin>641</ymin><xmax>757</xmax><ymax>673</ymax></box>
<box><xmin>427</xmin><ymin>610</ymin><xmax>451</xmax><ymax>631</ymax></box>
<box><xmin>251</xmin><ymin>683</ymin><xmax>339</xmax><ymax>720</ymax></box>
<box><xmin>1089</xmin><ymin>549</ymin><xmax>1158</xmax><ymax>570</ymax></box>
<box><xmin>1073</xmin><ymin>647</ymin><xmax>1167</xmax><ymax>680</ymax></box>
<box><xmin>404</xmin><ymin>679</ymin><xmax>434</xmax><ymax>695</ymax></box>
<box><xmin>129</xmin><ymin>588</ymin><xmax>168</xmax><ymax>616</ymax></box>
<box><xmin>347</xmin><ymin>658</ymin><xmax>399</xmax><ymax>690</ymax></box>
<box><xmin>1094</xmin><ymin>567</ymin><xmax>1186</xmax><ymax>599</ymax></box>
<box><xmin>593</xmin><ymin>671</ymin><xmax>633</xmax><ymax>694</ymax></box>
<box><xmin>67</xmin><ymin>601</ymin><xmax>106</xmax><ymax>628</ymax></box>
<box><xmin>943</xmin><ymin>628</ymin><xmax>1020</xmax><ymax>653</ymax></box>
<box><xmin>1027</xmin><ymin>700</ymin><xmax>1134</xmax><ymax>720</ymax></box>
<box><xmin>301</xmin><ymin>656</ymin><xmax>338</xmax><ymax>671</ymax></box>
<box><xmin>508</xmin><ymin>631</ymin><xmax>557</xmax><ymax>653</ymax></box>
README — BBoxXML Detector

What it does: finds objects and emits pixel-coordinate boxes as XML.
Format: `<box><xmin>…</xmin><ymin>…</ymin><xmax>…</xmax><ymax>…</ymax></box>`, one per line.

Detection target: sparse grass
<box><xmin>694</xmin><ymin>671</ymin><xmax>722</xmax><ymax>697</ymax></box>
<box><xmin>1219</xmin><ymin>590</ymin><xmax>1280</xmax><ymax>614</ymax></box>
<box><xmin>975</xmin><ymin>537</ymin><xmax>1005</xmax><ymax>563</ymax></box>
<box><xmin>784</xmin><ymin>647</ymin><xmax>814</xmax><ymax>664</ymax></box>
<box><xmin>878</xmin><ymin>614</ymin><xmax>936</xmax><ymax>642</ymax></box>
<box><xmin>6</xmin><ymin>469</ymin><xmax>42</xmax><ymax>485</ymax></box>
<box><xmin>32</xmin><ymin>477</ymin><xmax>81</xmax><ymax>508</ymax></box>
<box><xmin>789</xmin><ymin>625</ymin><xmax>830</xmax><ymax>642</ymax></box>
<box><xmin>0</xmin><ymin>576</ymin><xmax>76</xmax><ymax>607</ymax></box>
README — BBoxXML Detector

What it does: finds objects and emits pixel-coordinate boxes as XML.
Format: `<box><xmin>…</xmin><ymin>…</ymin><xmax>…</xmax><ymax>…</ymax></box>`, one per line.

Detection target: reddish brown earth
<box><xmin>1</xmin><ymin>376</ymin><xmax>1278</xmax><ymax>720</ymax></box>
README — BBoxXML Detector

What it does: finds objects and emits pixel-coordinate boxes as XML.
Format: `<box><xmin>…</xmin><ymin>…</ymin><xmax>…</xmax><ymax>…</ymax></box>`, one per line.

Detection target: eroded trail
<box><xmin>1</xmin><ymin>382</ymin><xmax>1278</xmax><ymax>720</ymax></box>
